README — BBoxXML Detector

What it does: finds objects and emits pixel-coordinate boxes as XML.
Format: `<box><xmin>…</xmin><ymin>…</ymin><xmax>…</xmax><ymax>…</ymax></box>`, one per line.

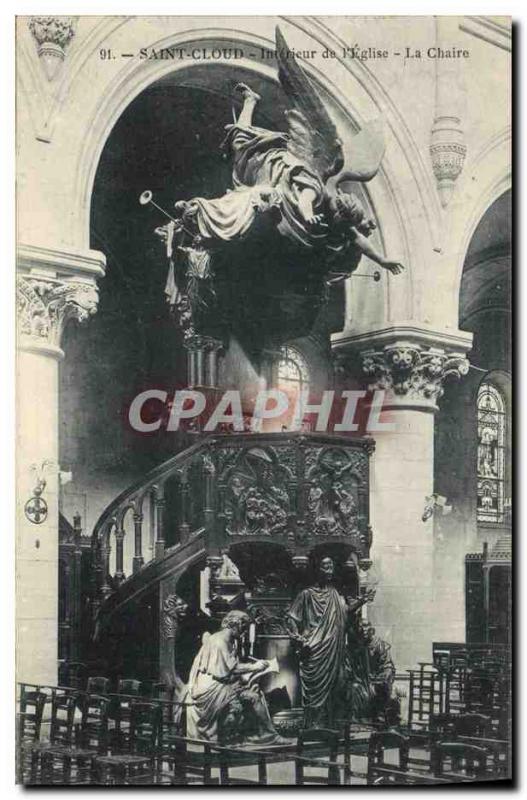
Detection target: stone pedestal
<box><xmin>16</xmin><ymin>246</ymin><xmax>103</xmax><ymax>685</ymax></box>
<box><xmin>334</xmin><ymin>325</ymin><xmax>471</xmax><ymax>670</ymax></box>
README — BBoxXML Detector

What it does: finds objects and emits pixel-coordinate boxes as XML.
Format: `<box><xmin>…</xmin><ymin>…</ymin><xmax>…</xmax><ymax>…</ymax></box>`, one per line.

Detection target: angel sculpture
<box><xmin>162</xmin><ymin>27</ymin><xmax>404</xmax><ymax>283</ymax></box>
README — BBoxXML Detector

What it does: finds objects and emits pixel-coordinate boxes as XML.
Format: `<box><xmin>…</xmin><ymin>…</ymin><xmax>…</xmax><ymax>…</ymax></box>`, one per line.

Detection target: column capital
<box><xmin>17</xmin><ymin>275</ymin><xmax>98</xmax><ymax>355</ymax></box>
<box><xmin>333</xmin><ymin>324</ymin><xmax>472</xmax><ymax>411</ymax></box>
<box><xmin>17</xmin><ymin>244</ymin><xmax>105</xmax><ymax>356</ymax></box>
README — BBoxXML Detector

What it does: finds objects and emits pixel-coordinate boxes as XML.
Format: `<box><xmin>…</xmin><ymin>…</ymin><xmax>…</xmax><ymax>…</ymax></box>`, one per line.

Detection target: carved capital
<box><xmin>430</xmin><ymin>116</ymin><xmax>466</xmax><ymax>207</ymax></box>
<box><xmin>28</xmin><ymin>16</ymin><xmax>76</xmax><ymax>80</ymax></box>
<box><xmin>17</xmin><ymin>276</ymin><xmax>99</xmax><ymax>351</ymax></box>
<box><xmin>362</xmin><ymin>342</ymin><xmax>469</xmax><ymax>406</ymax></box>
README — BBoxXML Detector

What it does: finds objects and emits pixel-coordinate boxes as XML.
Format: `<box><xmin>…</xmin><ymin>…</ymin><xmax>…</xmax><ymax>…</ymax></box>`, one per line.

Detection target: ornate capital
<box><xmin>17</xmin><ymin>276</ymin><xmax>98</xmax><ymax>352</ymax></box>
<box><xmin>28</xmin><ymin>16</ymin><xmax>76</xmax><ymax>80</ymax></box>
<box><xmin>430</xmin><ymin>112</ymin><xmax>466</xmax><ymax>208</ymax></box>
<box><xmin>362</xmin><ymin>342</ymin><xmax>469</xmax><ymax>407</ymax></box>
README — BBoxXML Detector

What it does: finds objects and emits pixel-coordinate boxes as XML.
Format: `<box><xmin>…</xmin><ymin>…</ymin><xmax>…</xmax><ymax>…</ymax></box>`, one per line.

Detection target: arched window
<box><xmin>276</xmin><ymin>345</ymin><xmax>310</xmax><ymax>395</ymax></box>
<box><xmin>263</xmin><ymin>345</ymin><xmax>311</xmax><ymax>431</ymax></box>
<box><xmin>477</xmin><ymin>381</ymin><xmax>508</xmax><ymax>524</ymax></box>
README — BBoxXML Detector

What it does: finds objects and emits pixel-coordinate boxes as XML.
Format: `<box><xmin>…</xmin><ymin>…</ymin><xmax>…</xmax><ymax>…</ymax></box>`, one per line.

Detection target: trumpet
<box><xmin>139</xmin><ymin>189</ymin><xmax>180</xmax><ymax>225</ymax></box>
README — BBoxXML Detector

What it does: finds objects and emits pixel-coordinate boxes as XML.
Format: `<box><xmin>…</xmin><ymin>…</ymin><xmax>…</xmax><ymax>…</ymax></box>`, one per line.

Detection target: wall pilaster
<box><xmin>334</xmin><ymin>325</ymin><xmax>471</xmax><ymax>669</ymax></box>
<box><xmin>16</xmin><ymin>244</ymin><xmax>105</xmax><ymax>685</ymax></box>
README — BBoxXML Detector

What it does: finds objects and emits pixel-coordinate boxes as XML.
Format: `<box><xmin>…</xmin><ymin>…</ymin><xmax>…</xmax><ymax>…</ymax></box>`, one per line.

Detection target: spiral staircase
<box><xmin>85</xmin><ymin>431</ymin><xmax>374</xmax><ymax>686</ymax></box>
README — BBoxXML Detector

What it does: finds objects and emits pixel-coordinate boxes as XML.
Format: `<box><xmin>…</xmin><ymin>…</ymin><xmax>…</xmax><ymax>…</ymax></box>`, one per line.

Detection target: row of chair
<box><xmin>407</xmin><ymin>660</ymin><xmax>511</xmax><ymax>735</ymax></box>
<box><xmin>17</xmin><ymin>683</ymin><xmax>510</xmax><ymax>785</ymax></box>
<box><xmin>17</xmin><ymin>685</ymin><xmax>355</xmax><ymax>785</ymax></box>
<box><xmin>368</xmin><ymin>718</ymin><xmax>510</xmax><ymax>785</ymax></box>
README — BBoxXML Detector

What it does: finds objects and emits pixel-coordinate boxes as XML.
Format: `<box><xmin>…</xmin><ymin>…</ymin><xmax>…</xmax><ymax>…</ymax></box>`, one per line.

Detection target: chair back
<box><xmin>86</xmin><ymin>676</ymin><xmax>110</xmax><ymax>694</ymax></box>
<box><xmin>117</xmin><ymin>679</ymin><xmax>142</xmax><ymax>696</ymax></box>
<box><xmin>49</xmin><ymin>690</ymin><xmax>78</xmax><ymax>746</ymax></box>
<box><xmin>296</xmin><ymin>727</ymin><xmax>340</xmax><ymax>785</ymax></box>
<box><xmin>129</xmin><ymin>702</ymin><xmax>162</xmax><ymax>756</ymax></box>
<box><xmin>18</xmin><ymin>689</ymin><xmax>47</xmax><ymax>744</ymax></box>
<box><xmin>432</xmin><ymin>741</ymin><xmax>488</xmax><ymax>779</ymax></box>
<box><xmin>78</xmin><ymin>694</ymin><xmax>111</xmax><ymax>753</ymax></box>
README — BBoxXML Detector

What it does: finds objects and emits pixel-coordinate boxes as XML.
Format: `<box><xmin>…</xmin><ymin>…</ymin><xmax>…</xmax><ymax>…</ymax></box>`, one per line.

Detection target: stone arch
<box><xmin>446</xmin><ymin>126</ymin><xmax>511</xmax><ymax>328</ymax></box>
<box><xmin>64</xmin><ymin>17</ymin><xmax>440</xmax><ymax>327</ymax></box>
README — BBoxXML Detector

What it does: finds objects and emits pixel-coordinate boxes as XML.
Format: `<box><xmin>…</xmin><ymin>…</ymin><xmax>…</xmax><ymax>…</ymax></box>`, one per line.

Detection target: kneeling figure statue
<box><xmin>187</xmin><ymin>610</ymin><xmax>287</xmax><ymax>744</ymax></box>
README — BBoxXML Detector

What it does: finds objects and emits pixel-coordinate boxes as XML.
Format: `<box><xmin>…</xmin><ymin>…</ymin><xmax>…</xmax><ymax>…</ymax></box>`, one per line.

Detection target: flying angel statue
<box><xmin>159</xmin><ymin>27</ymin><xmax>404</xmax><ymax>281</ymax></box>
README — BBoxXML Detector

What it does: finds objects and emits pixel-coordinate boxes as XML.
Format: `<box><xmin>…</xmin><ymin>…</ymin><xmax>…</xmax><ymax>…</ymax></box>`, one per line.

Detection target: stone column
<box><xmin>335</xmin><ymin>326</ymin><xmax>471</xmax><ymax>670</ymax></box>
<box><xmin>16</xmin><ymin>245</ymin><xmax>103</xmax><ymax>685</ymax></box>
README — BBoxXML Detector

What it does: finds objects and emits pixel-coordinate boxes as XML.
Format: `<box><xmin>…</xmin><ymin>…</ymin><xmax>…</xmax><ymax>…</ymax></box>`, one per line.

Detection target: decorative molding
<box><xmin>17</xmin><ymin>243</ymin><xmax>106</xmax><ymax>281</ymax></box>
<box><xmin>28</xmin><ymin>16</ymin><xmax>76</xmax><ymax>81</ymax></box>
<box><xmin>332</xmin><ymin>323</ymin><xmax>473</xmax><ymax>354</ymax></box>
<box><xmin>17</xmin><ymin>275</ymin><xmax>98</xmax><ymax>351</ymax></box>
<box><xmin>459</xmin><ymin>16</ymin><xmax>512</xmax><ymax>53</ymax></box>
<box><xmin>361</xmin><ymin>342</ymin><xmax>470</xmax><ymax>406</ymax></box>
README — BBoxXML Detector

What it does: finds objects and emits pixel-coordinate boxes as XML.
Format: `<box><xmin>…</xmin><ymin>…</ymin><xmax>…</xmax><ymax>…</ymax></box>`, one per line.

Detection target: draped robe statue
<box><xmin>187</xmin><ymin>610</ymin><xmax>285</xmax><ymax>744</ymax></box>
<box><xmin>158</xmin><ymin>27</ymin><xmax>404</xmax><ymax>288</ymax></box>
<box><xmin>286</xmin><ymin>556</ymin><xmax>375</xmax><ymax>728</ymax></box>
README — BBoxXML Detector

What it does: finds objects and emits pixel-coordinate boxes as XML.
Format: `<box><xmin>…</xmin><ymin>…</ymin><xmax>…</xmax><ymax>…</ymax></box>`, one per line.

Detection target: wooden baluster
<box><xmin>178</xmin><ymin>467</ymin><xmax>190</xmax><ymax>544</ymax></box>
<box><xmin>114</xmin><ymin>519</ymin><xmax>125</xmax><ymax>585</ymax></box>
<box><xmin>100</xmin><ymin>523</ymin><xmax>113</xmax><ymax>600</ymax></box>
<box><xmin>153</xmin><ymin>485</ymin><xmax>166</xmax><ymax>558</ymax></box>
<box><xmin>203</xmin><ymin>453</ymin><xmax>216</xmax><ymax>549</ymax></box>
<box><xmin>148</xmin><ymin>489</ymin><xmax>155</xmax><ymax>558</ymax></box>
<box><xmin>133</xmin><ymin>507</ymin><xmax>144</xmax><ymax>573</ymax></box>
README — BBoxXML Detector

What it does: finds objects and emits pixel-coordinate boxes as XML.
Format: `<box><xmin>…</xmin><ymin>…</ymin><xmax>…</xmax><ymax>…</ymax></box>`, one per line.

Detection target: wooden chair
<box><xmin>16</xmin><ymin>688</ymin><xmax>48</xmax><ymax>783</ymax></box>
<box><xmin>94</xmin><ymin>701</ymin><xmax>162</xmax><ymax>785</ymax></box>
<box><xmin>407</xmin><ymin>667</ymin><xmax>446</xmax><ymax>730</ymax></box>
<box><xmin>431</xmin><ymin>741</ymin><xmax>489</xmax><ymax>781</ymax></box>
<box><xmin>110</xmin><ymin>681</ymin><xmax>143</xmax><ymax>749</ymax></box>
<box><xmin>367</xmin><ymin>730</ymin><xmax>409</xmax><ymax>784</ymax></box>
<box><xmin>28</xmin><ymin>690</ymin><xmax>78</xmax><ymax>784</ymax></box>
<box><xmin>41</xmin><ymin>693</ymin><xmax>111</xmax><ymax>784</ymax></box>
<box><xmin>168</xmin><ymin>738</ymin><xmax>217</xmax><ymax>785</ymax></box>
<box><xmin>295</xmin><ymin>728</ymin><xmax>340</xmax><ymax>786</ymax></box>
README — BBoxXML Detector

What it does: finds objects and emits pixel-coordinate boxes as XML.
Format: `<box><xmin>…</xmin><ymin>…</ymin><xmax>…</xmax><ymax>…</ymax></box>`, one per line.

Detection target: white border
<box><xmin>2</xmin><ymin>2</ymin><xmax>522</xmax><ymax>797</ymax></box>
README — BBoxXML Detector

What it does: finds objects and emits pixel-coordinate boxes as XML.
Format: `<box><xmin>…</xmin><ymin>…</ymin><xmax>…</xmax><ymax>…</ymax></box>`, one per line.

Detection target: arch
<box><xmin>61</xmin><ymin>17</ymin><xmax>441</xmax><ymax>325</ymax></box>
<box><xmin>446</xmin><ymin>126</ymin><xmax>511</xmax><ymax>326</ymax></box>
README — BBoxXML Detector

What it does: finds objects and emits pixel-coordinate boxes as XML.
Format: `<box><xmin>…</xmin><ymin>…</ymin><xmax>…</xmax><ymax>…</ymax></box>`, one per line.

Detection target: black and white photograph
<box><xmin>14</xmin><ymin>12</ymin><xmax>512</xmax><ymax>786</ymax></box>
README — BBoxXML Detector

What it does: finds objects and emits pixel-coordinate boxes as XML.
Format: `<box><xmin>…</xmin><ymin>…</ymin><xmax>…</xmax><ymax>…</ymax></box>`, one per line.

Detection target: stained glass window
<box><xmin>477</xmin><ymin>382</ymin><xmax>507</xmax><ymax>524</ymax></box>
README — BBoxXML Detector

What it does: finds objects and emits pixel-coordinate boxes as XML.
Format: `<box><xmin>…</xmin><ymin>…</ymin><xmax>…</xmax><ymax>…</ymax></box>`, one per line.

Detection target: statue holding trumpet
<box><xmin>139</xmin><ymin>25</ymin><xmax>403</xmax><ymax>317</ymax></box>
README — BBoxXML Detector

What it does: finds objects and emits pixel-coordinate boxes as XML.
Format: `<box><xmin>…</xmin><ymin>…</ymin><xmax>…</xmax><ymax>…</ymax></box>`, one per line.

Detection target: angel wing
<box><xmin>276</xmin><ymin>25</ymin><xmax>343</xmax><ymax>180</ymax></box>
<box><xmin>275</xmin><ymin>26</ymin><xmax>385</xmax><ymax>183</ymax></box>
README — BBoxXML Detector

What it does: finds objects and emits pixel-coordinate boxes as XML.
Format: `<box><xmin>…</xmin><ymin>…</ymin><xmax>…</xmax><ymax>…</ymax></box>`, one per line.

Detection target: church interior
<box><xmin>16</xmin><ymin>15</ymin><xmax>511</xmax><ymax>784</ymax></box>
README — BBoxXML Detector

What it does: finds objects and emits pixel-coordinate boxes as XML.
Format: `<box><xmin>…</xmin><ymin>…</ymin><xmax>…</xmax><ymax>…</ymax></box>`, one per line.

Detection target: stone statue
<box><xmin>156</xmin><ymin>27</ymin><xmax>404</xmax><ymax>286</ymax></box>
<box><xmin>347</xmin><ymin>621</ymin><xmax>400</xmax><ymax>725</ymax></box>
<box><xmin>186</xmin><ymin>610</ymin><xmax>288</xmax><ymax>744</ymax></box>
<box><xmin>286</xmin><ymin>556</ymin><xmax>375</xmax><ymax>728</ymax></box>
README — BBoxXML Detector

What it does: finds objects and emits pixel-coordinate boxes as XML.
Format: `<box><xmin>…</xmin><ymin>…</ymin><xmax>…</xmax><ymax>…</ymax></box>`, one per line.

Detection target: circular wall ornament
<box><xmin>24</xmin><ymin>496</ymin><xmax>48</xmax><ymax>524</ymax></box>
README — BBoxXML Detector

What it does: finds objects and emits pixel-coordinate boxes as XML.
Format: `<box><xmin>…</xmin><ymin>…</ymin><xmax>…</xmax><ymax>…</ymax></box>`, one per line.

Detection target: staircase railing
<box><xmin>90</xmin><ymin>435</ymin><xmax>215</xmax><ymax>618</ymax></box>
